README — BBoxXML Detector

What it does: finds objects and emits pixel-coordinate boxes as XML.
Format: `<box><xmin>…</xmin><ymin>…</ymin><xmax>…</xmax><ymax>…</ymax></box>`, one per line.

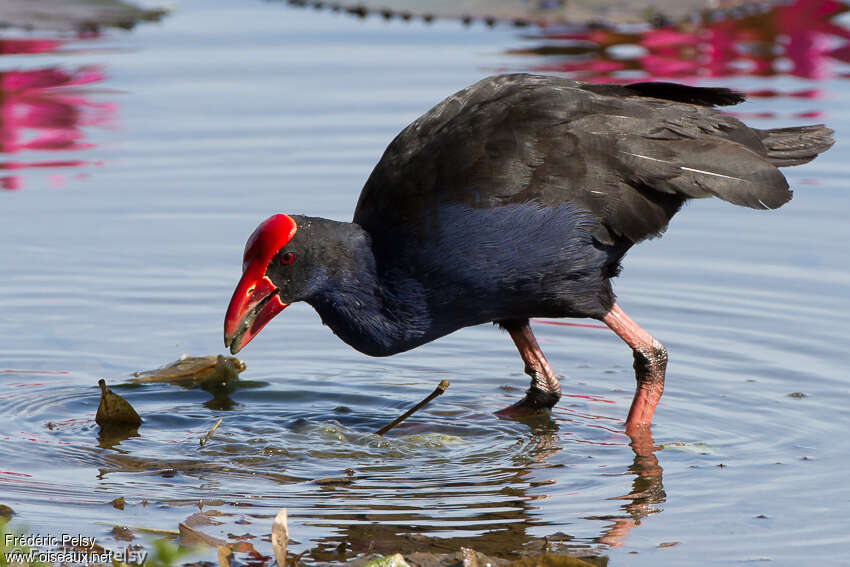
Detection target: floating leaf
<box><xmin>111</xmin><ymin>525</ymin><xmax>134</xmax><ymax>541</ymax></box>
<box><xmin>178</xmin><ymin>522</ymin><xmax>226</xmax><ymax>547</ymax></box>
<box><xmin>131</xmin><ymin>355</ymin><xmax>245</xmax><ymax>389</ymax></box>
<box><xmin>96</xmin><ymin>379</ymin><xmax>142</xmax><ymax>428</ymax></box>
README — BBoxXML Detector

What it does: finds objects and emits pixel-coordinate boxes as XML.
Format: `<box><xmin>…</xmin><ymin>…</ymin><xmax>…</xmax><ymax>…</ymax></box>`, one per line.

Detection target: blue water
<box><xmin>1</xmin><ymin>0</ymin><xmax>849</xmax><ymax>564</ymax></box>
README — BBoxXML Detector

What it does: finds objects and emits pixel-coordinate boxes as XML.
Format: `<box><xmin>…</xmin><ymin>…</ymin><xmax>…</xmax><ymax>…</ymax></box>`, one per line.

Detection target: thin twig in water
<box><xmin>200</xmin><ymin>418</ymin><xmax>222</xmax><ymax>447</ymax></box>
<box><xmin>375</xmin><ymin>380</ymin><xmax>450</xmax><ymax>436</ymax></box>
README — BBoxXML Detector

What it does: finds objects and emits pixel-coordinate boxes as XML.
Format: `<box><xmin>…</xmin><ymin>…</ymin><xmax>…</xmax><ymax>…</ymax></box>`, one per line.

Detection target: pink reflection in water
<box><xmin>0</xmin><ymin>38</ymin><xmax>113</xmax><ymax>190</ymax></box>
<box><xmin>0</xmin><ymin>38</ymin><xmax>65</xmax><ymax>56</ymax></box>
<box><xmin>524</xmin><ymin>0</ymin><xmax>850</xmax><ymax>88</ymax></box>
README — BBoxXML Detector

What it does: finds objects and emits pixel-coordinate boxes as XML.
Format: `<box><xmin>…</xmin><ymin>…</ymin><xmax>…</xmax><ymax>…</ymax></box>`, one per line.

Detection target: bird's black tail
<box><xmin>758</xmin><ymin>124</ymin><xmax>835</xmax><ymax>167</ymax></box>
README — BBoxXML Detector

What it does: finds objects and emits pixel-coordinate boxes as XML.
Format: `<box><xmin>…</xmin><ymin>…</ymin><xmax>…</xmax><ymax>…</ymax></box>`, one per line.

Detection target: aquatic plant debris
<box><xmin>362</xmin><ymin>553</ymin><xmax>412</xmax><ymax>567</ymax></box>
<box><xmin>130</xmin><ymin>354</ymin><xmax>246</xmax><ymax>388</ymax></box>
<box><xmin>95</xmin><ymin>379</ymin><xmax>142</xmax><ymax>428</ymax></box>
<box><xmin>657</xmin><ymin>441</ymin><xmax>714</xmax><ymax>454</ymax></box>
<box><xmin>272</xmin><ymin>508</ymin><xmax>288</xmax><ymax>567</ymax></box>
<box><xmin>375</xmin><ymin>379</ymin><xmax>450</xmax><ymax>435</ymax></box>
<box><xmin>178</xmin><ymin>521</ymin><xmax>226</xmax><ymax>547</ymax></box>
<box><xmin>200</xmin><ymin>418</ymin><xmax>223</xmax><ymax>447</ymax></box>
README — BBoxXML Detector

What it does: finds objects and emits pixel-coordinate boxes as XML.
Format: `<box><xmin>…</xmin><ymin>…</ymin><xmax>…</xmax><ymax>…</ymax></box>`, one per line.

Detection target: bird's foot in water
<box><xmin>625</xmin><ymin>339</ymin><xmax>667</xmax><ymax>432</ymax></box>
<box><xmin>495</xmin><ymin>387</ymin><xmax>560</xmax><ymax>418</ymax></box>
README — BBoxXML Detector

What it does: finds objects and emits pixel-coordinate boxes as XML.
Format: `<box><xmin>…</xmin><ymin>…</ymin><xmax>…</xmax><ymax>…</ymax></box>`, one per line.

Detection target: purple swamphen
<box><xmin>224</xmin><ymin>74</ymin><xmax>833</xmax><ymax>431</ymax></box>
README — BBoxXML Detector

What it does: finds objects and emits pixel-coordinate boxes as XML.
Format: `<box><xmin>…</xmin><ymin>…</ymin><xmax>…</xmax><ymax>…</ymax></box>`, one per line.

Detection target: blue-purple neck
<box><xmin>306</xmin><ymin>222</ymin><xmax>431</xmax><ymax>357</ymax></box>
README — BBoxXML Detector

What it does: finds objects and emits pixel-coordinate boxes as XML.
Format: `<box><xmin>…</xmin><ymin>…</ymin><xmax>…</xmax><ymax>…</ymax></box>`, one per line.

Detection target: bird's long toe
<box><xmin>624</xmin><ymin>340</ymin><xmax>667</xmax><ymax>432</ymax></box>
<box><xmin>495</xmin><ymin>387</ymin><xmax>561</xmax><ymax>418</ymax></box>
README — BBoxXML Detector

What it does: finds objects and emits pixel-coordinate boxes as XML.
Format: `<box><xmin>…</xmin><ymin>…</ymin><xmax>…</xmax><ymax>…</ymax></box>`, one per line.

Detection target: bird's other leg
<box><xmin>494</xmin><ymin>319</ymin><xmax>562</xmax><ymax>417</ymax></box>
<box><xmin>601</xmin><ymin>303</ymin><xmax>667</xmax><ymax>432</ymax></box>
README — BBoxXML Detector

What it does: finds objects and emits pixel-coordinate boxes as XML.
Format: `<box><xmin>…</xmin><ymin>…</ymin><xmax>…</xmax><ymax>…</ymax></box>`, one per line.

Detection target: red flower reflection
<box><xmin>0</xmin><ymin>38</ymin><xmax>112</xmax><ymax>190</ymax></box>
<box><xmin>0</xmin><ymin>39</ymin><xmax>65</xmax><ymax>55</ymax></box>
<box><xmin>518</xmin><ymin>0</ymin><xmax>850</xmax><ymax>84</ymax></box>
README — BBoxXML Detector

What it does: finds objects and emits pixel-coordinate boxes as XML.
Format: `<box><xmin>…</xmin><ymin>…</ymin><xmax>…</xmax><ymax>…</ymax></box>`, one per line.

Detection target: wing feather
<box><xmin>354</xmin><ymin>74</ymin><xmax>823</xmax><ymax>247</ymax></box>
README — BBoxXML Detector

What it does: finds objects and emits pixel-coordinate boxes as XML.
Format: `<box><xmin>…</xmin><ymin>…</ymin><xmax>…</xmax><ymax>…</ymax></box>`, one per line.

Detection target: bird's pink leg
<box><xmin>495</xmin><ymin>319</ymin><xmax>562</xmax><ymax>417</ymax></box>
<box><xmin>602</xmin><ymin>303</ymin><xmax>667</xmax><ymax>432</ymax></box>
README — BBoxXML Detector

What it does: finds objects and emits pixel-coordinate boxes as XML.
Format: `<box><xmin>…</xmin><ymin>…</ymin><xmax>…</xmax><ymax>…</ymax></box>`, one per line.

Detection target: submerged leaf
<box><xmin>95</xmin><ymin>379</ymin><xmax>142</xmax><ymax>428</ymax></box>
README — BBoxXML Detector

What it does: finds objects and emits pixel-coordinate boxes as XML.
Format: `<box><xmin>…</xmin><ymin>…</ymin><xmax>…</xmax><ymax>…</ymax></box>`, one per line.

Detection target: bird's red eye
<box><xmin>280</xmin><ymin>252</ymin><xmax>295</xmax><ymax>265</ymax></box>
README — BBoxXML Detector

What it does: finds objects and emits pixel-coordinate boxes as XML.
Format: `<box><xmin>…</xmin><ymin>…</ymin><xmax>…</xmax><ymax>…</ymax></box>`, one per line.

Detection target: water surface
<box><xmin>1</xmin><ymin>0</ymin><xmax>849</xmax><ymax>564</ymax></box>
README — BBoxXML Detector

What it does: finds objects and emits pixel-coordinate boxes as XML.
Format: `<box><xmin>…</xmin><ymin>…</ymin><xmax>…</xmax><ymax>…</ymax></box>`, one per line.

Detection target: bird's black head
<box><xmin>224</xmin><ymin>213</ymin><xmax>328</xmax><ymax>354</ymax></box>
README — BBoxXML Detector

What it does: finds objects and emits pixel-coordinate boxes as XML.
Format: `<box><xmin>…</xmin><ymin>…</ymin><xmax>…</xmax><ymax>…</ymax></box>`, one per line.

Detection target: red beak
<box><xmin>224</xmin><ymin>261</ymin><xmax>287</xmax><ymax>354</ymax></box>
<box><xmin>224</xmin><ymin>214</ymin><xmax>298</xmax><ymax>354</ymax></box>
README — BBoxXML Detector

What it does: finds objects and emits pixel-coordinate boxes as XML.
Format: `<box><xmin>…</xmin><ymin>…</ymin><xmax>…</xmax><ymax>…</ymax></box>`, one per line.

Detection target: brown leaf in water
<box><xmin>130</xmin><ymin>355</ymin><xmax>245</xmax><ymax>388</ymax></box>
<box><xmin>96</xmin><ymin>379</ymin><xmax>142</xmax><ymax>427</ymax></box>
<box><xmin>184</xmin><ymin>511</ymin><xmax>222</xmax><ymax>527</ymax></box>
<box><xmin>218</xmin><ymin>544</ymin><xmax>233</xmax><ymax>567</ymax></box>
<box><xmin>111</xmin><ymin>525</ymin><xmax>134</xmax><ymax>541</ymax></box>
<box><xmin>110</xmin><ymin>496</ymin><xmax>126</xmax><ymax>510</ymax></box>
<box><xmin>0</xmin><ymin>504</ymin><xmax>14</xmax><ymax>522</ymax></box>
<box><xmin>179</xmin><ymin>522</ymin><xmax>227</xmax><ymax>547</ymax></box>
<box><xmin>230</xmin><ymin>541</ymin><xmax>257</xmax><ymax>554</ymax></box>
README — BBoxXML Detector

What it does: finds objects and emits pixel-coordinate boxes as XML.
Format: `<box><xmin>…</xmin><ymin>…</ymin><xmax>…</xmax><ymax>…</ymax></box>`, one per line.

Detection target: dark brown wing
<box><xmin>353</xmin><ymin>74</ymin><xmax>820</xmax><ymax>245</ymax></box>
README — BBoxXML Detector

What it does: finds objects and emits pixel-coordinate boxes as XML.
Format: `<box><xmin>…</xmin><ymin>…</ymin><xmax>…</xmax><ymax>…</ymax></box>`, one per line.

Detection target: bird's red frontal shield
<box><xmin>224</xmin><ymin>214</ymin><xmax>297</xmax><ymax>354</ymax></box>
